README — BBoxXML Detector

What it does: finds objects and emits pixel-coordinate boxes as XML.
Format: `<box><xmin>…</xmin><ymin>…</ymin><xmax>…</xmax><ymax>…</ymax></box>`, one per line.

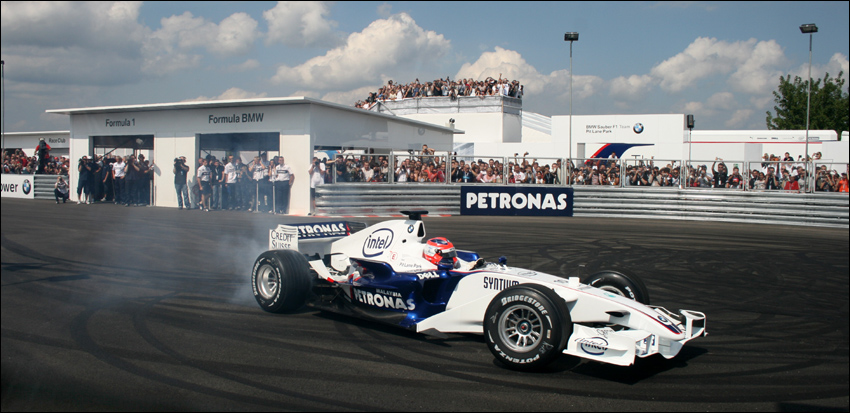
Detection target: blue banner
<box><xmin>460</xmin><ymin>186</ymin><xmax>574</xmax><ymax>216</ymax></box>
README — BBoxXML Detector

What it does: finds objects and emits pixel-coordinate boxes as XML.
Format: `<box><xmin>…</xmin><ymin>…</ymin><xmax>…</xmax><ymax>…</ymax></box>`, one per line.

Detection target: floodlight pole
<box><xmin>1</xmin><ymin>60</ymin><xmax>5</xmax><ymax>152</ymax></box>
<box><xmin>800</xmin><ymin>23</ymin><xmax>817</xmax><ymax>192</ymax></box>
<box><xmin>565</xmin><ymin>32</ymin><xmax>579</xmax><ymax>182</ymax></box>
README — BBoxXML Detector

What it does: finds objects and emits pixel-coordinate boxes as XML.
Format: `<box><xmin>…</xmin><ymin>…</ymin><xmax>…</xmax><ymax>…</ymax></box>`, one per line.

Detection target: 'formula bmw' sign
<box><xmin>461</xmin><ymin>186</ymin><xmax>574</xmax><ymax>217</ymax></box>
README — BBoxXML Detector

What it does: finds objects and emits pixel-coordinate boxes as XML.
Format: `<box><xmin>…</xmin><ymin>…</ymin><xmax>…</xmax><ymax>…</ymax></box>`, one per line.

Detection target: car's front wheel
<box><xmin>251</xmin><ymin>249</ymin><xmax>312</xmax><ymax>313</ymax></box>
<box><xmin>583</xmin><ymin>269</ymin><xmax>650</xmax><ymax>305</ymax></box>
<box><xmin>484</xmin><ymin>284</ymin><xmax>572</xmax><ymax>371</ymax></box>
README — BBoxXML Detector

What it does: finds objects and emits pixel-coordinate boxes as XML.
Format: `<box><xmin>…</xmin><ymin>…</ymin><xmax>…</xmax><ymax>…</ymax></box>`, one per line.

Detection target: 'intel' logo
<box><xmin>362</xmin><ymin>229</ymin><xmax>394</xmax><ymax>257</ymax></box>
<box><xmin>576</xmin><ymin>337</ymin><xmax>609</xmax><ymax>356</ymax></box>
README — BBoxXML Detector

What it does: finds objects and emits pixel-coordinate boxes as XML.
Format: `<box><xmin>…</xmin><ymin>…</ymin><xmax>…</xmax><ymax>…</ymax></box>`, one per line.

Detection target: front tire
<box><xmin>583</xmin><ymin>269</ymin><xmax>650</xmax><ymax>304</ymax></box>
<box><xmin>252</xmin><ymin>250</ymin><xmax>312</xmax><ymax>313</ymax></box>
<box><xmin>484</xmin><ymin>284</ymin><xmax>572</xmax><ymax>371</ymax></box>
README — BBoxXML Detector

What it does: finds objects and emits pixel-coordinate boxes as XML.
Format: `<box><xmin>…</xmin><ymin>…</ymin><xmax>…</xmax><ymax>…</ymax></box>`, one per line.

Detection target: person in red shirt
<box><xmin>784</xmin><ymin>175</ymin><xmax>800</xmax><ymax>192</ymax></box>
<box><xmin>837</xmin><ymin>173</ymin><xmax>849</xmax><ymax>193</ymax></box>
<box><xmin>427</xmin><ymin>164</ymin><xmax>445</xmax><ymax>182</ymax></box>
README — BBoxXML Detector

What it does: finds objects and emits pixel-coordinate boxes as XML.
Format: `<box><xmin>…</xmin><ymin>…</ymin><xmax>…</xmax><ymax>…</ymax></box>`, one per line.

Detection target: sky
<box><xmin>1</xmin><ymin>1</ymin><xmax>848</xmax><ymax>134</ymax></box>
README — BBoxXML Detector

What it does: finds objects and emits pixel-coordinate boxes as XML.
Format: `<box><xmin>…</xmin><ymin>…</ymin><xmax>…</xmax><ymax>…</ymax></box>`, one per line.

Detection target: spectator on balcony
<box><xmin>815</xmin><ymin>168</ymin><xmax>836</xmax><ymax>192</ymax></box>
<box><xmin>796</xmin><ymin>168</ymin><xmax>810</xmax><ymax>193</ymax></box>
<box><xmin>726</xmin><ymin>166</ymin><xmax>744</xmax><ymax>189</ymax></box>
<box><xmin>836</xmin><ymin>173</ymin><xmax>849</xmax><ymax>192</ymax></box>
<box><xmin>460</xmin><ymin>164</ymin><xmax>476</xmax><ymax>183</ymax></box>
<box><xmin>712</xmin><ymin>159</ymin><xmax>728</xmax><ymax>188</ymax></box>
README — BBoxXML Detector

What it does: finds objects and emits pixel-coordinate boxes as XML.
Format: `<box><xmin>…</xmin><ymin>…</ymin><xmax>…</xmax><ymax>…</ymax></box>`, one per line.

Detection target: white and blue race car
<box><xmin>252</xmin><ymin>211</ymin><xmax>706</xmax><ymax>370</ymax></box>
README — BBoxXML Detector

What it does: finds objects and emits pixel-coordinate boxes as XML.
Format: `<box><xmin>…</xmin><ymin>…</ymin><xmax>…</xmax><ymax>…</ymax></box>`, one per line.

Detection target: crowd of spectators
<box><xmin>2</xmin><ymin>148</ymin><xmax>69</xmax><ymax>175</ymax></box>
<box><xmin>73</xmin><ymin>153</ymin><xmax>155</xmax><ymax>205</ymax></box>
<box><xmin>354</xmin><ymin>76</ymin><xmax>523</xmax><ymax>109</ymax></box>
<box><xmin>320</xmin><ymin>146</ymin><xmax>849</xmax><ymax>194</ymax></box>
<box><xmin>186</xmin><ymin>153</ymin><xmax>296</xmax><ymax>214</ymax></box>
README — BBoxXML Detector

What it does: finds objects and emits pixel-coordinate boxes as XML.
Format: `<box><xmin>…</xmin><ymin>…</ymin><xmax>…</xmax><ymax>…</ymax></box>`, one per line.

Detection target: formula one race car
<box><xmin>251</xmin><ymin>211</ymin><xmax>706</xmax><ymax>370</ymax></box>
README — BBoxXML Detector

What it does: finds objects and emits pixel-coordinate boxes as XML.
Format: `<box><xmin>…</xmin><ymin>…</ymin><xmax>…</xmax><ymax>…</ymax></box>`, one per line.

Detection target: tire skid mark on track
<box><xmin>128</xmin><ymin>296</ymin><xmax>388</xmax><ymax>411</ymax></box>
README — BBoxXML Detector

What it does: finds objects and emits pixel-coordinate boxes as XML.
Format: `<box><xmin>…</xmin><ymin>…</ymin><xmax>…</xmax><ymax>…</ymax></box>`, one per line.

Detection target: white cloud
<box><xmin>227</xmin><ymin>59</ymin><xmax>261</xmax><ymax>73</ymax></box>
<box><xmin>727</xmin><ymin>40</ymin><xmax>785</xmax><ymax>94</ymax></box>
<box><xmin>321</xmin><ymin>86</ymin><xmax>379</xmax><ymax>105</ymax></box>
<box><xmin>651</xmin><ymin>37</ymin><xmax>786</xmax><ymax>94</ymax></box>
<box><xmin>377</xmin><ymin>3</ymin><xmax>393</xmax><ymax>18</ymax></box>
<box><xmin>183</xmin><ymin>87</ymin><xmax>268</xmax><ymax>102</ymax></box>
<box><xmin>682</xmin><ymin>101</ymin><xmax>706</xmax><ymax>115</ymax></box>
<box><xmin>791</xmin><ymin>52</ymin><xmax>850</xmax><ymax>81</ymax></box>
<box><xmin>725</xmin><ymin>109</ymin><xmax>753</xmax><ymax>128</ymax></box>
<box><xmin>1</xmin><ymin>1</ymin><xmax>148</xmax><ymax>85</ymax></box>
<box><xmin>263</xmin><ymin>1</ymin><xmax>340</xmax><ymax>48</ymax></box>
<box><xmin>292</xmin><ymin>90</ymin><xmax>322</xmax><ymax>99</ymax></box>
<box><xmin>141</xmin><ymin>11</ymin><xmax>259</xmax><ymax>75</ymax></box>
<box><xmin>271</xmin><ymin>13</ymin><xmax>450</xmax><ymax>90</ymax></box>
<box><xmin>609</xmin><ymin>74</ymin><xmax>655</xmax><ymax>100</ymax></box>
<box><xmin>706</xmin><ymin>92</ymin><xmax>736</xmax><ymax>109</ymax></box>
<box><xmin>456</xmin><ymin>46</ymin><xmax>603</xmax><ymax>101</ymax></box>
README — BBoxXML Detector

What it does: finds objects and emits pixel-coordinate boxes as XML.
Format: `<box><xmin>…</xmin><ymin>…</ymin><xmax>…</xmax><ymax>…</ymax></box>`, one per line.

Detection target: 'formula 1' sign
<box><xmin>461</xmin><ymin>186</ymin><xmax>573</xmax><ymax>217</ymax></box>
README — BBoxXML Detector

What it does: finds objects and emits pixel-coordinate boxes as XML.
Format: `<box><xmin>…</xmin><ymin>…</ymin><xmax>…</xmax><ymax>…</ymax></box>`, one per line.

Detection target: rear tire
<box><xmin>484</xmin><ymin>284</ymin><xmax>572</xmax><ymax>371</ymax></box>
<box><xmin>583</xmin><ymin>269</ymin><xmax>650</xmax><ymax>305</ymax></box>
<box><xmin>251</xmin><ymin>250</ymin><xmax>312</xmax><ymax>313</ymax></box>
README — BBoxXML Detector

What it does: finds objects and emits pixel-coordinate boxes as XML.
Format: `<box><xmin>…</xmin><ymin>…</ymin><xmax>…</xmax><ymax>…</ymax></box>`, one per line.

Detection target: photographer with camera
<box><xmin>76</xmin><ymin>155</ymin><xmax>93</xmax><ymax>204</ymax></box>
<box><xmin>173</xmin><ymin>156</ymin><xmax>191</xmax><ymax>209</ymax></box>
<box><xmin>123</xmin><ymin>154</ymin><xmax>141</xmax><ymax>206</ymax></box>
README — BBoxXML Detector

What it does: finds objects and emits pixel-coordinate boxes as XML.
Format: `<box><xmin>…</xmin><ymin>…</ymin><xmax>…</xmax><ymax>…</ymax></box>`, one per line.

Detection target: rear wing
<box><xmin>269</xmin><ymin>221</ymin><xmax>366</xmax><ymax>251</ymax></box>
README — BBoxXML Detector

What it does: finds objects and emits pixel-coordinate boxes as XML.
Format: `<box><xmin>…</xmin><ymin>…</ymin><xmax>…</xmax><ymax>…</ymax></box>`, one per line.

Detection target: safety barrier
<box><xmin>33</xmin><ymin>174</ymin><xmax>69</xmax><ymax>200</ymax></box>
<box><xmin>314</xmin><ymin>184</ymin><xmax>849</xmax><ymax>228</ymax></box>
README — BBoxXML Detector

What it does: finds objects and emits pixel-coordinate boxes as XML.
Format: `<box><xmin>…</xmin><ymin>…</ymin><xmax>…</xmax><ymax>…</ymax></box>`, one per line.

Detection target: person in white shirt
<box><xmin>112</xmin><ymin>156</ymin><xmax>126</xmax><ymax>205</ymax></box>
<box><xmin>309</xmin><ymin>157</ymin><xmax>326</xmax><ymax>213</ymax></box>
<box><xmin>197</xmin><ymin>159</ymin><xmax>212</xmax><ymax>211</ymax></box>
<box><xmin>271</xmin><ymin>156</ymin><xmax>294</xmax><ymax>214</ymax></box>
<box><xmin>223</xmin><ymin>157</ymin><xmax>239</xmax><ymax>210</ymax></box>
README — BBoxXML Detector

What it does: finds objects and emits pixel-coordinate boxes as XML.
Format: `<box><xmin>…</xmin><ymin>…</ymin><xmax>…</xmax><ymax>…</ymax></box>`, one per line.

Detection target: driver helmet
<box><xmin>423</xmin><ymin>237</ymin><xmax>458</xmax><ymax>265</ymax></box>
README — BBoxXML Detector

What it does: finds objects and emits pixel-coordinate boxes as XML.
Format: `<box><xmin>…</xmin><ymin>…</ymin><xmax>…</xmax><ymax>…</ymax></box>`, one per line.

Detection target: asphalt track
<box><xmin>1</xmin><ymin>197</ymin><xmax>848</xmax><ymax>411</ymax></box>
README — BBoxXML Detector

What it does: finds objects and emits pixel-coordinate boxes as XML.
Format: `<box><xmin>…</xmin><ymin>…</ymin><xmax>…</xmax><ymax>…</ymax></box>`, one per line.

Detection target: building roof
<box><xmin>45</xmin><ymin>96</ymin><xmax>463</xmax><ymax>134</ymax></box>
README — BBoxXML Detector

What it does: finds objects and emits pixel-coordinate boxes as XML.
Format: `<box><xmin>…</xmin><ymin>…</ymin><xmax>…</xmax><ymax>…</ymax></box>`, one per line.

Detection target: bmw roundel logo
<box><xmin>22</xmin><ymin>179</ymin><xmax>32</xmax><ymax>195</ymax></box>
<box><xmin>633</xmin><ymin>123</ymin><xmax>644</xmax><ymax>134</ymax></box>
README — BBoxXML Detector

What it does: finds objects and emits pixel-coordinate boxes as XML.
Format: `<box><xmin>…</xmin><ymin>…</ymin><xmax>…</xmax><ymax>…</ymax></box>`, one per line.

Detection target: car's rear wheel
<box><xmin>484</xmin><ymin>284</ymin><xmax>572</xmax><ymax>371</ymax></box>
<box><xmin>252</xmin><ymin>250</ymin><xmax>312</xmax><ymax>313</ymax></box>
<box><xmin>583</xmin><ymin>269</ymin><xmax>650</xmax><ymax>304</ymax></box>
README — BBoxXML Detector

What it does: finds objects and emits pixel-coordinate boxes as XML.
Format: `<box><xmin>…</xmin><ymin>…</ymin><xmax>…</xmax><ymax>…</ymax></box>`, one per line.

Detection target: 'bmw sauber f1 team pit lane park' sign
<box><xmin>461</xmin><ymin>186</ymin><xmax>574</xmax><ymax>217</ymax></box>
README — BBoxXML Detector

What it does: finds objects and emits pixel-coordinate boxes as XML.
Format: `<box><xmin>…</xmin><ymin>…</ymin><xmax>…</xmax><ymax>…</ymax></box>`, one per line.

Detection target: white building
<box><xmin>46</xmin><ymin>97</ymin><xmax>461</xmax><ymax>214</ymax></box>
<box><xmin>373</xmin><ymin>96</ymin><xmax>847</xmax><ymax>165</ymax></box>
<box><xmin>3</xmin><ymin>130</ymin><xmax>71</xmax><ymax>158</ymax></box>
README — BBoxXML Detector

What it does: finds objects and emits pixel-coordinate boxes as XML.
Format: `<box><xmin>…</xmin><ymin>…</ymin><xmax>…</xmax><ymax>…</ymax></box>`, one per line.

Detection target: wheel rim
<box><xmin>257</xmin><ymin>264</ymin><xmax>280</xmax><ymax>300</ymax></box>
<box><xmin>498</xmin><ymin>305</ymin><xmax>543</xmax><ymax>352</ymax></box>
